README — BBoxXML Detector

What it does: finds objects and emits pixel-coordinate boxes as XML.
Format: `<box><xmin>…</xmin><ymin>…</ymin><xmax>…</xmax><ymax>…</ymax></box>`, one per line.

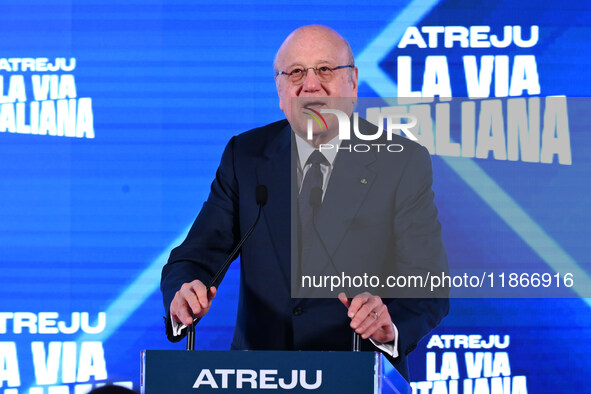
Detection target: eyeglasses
<box><xmin>276</xmin><ymin>65</ymin><xmax>354</xmax><ymax>84</ymax></box>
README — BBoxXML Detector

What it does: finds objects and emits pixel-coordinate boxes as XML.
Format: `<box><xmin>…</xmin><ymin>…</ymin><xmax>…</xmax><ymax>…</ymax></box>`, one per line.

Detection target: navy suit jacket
<box><xmin>161</xmin><ymin>119</ymin><xmax>448</xmax><ymax>381</ymax></box>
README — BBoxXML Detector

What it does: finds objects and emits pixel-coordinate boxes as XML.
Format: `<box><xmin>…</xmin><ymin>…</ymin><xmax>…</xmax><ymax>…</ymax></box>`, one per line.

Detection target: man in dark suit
<box><xmin>161</xmin><ymin>25</ymin><xmax>448</xmax><ymax>381</ymax></box>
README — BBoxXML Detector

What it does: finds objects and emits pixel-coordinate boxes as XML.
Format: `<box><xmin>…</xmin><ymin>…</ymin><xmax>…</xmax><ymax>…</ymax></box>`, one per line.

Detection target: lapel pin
<box><xmin>360</xmin><ymin>178</ymin><xmax>368</xmax><ymax>184</ymax></box>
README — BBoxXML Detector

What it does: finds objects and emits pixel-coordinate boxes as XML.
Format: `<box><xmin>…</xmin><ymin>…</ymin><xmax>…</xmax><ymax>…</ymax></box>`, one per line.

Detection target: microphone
<box><xmin>256</xmin><ymin>184</ymin><xmax>268</xmax><ymax>206</ymax></box>
<box><xmin>186</xmin><ymin>185</ymin><xmax>268</xmax><ymax>350</ymax></box>
<box><xmin>308</xmin><ymin>186</ymin><xmax>361</xmax><ymax>351</ymax></box>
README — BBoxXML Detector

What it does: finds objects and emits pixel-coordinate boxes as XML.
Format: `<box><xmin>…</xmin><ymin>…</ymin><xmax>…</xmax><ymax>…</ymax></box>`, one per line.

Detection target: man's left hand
<box><xmin>338</xmin><ymin>292</ymin><xmax>395</xmax><ymax>343</ymax></box>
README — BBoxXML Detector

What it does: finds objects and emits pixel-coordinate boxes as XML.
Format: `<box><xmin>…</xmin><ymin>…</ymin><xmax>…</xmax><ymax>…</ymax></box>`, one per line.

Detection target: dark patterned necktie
<box><xmin>298</xmin><ymin>150</ymin><xmax>327</xmax><ymax>274</ymax></box>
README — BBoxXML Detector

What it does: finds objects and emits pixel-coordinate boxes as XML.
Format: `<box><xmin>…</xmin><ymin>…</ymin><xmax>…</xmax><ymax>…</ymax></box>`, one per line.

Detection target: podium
<box><xmin>141</xmin><ymin>350</ymin><xmax>410</xmax><ymax>393</ymax></box>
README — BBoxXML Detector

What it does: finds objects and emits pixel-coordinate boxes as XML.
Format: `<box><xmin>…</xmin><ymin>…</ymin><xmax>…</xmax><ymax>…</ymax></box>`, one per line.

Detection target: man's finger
<box><xmin>362</xmin><ymin>305</ymin><xmax>394</xmax><ymax>342</ymax></box>
<box><xmin>172</xmin><ymin>280</ymin><xmax>215</xmax><ymax>325</ymax></box>
<box><xmin>193</xmin><ymin>281</ymin><xmax>209</xmax><ymax>309</ymax></box>
<box><xmin>337</xmin><ymin>292</ymin><xmax>350</xmax><ymax>308</ymax></box>
<box><xmin>188</xmin><ymin>285</ymin><xmax>216</xmax><ymax>318</ymax></box>
<box><xmin>353</xmin><ymin>307</ymin><xmax>382</xmax><ymax>335</ymax></box>
<box><xmin>208</xmin><ymin>286</ymin><xmax>217</xmax><ymax>301</ymax></box>
<box><xmin>173</xmin><ymin>296</ymin><xmax>197</xmax><ymax>326</ymax></box>
<box><xmin>179</xmin><ymin>288</ymin><xmax>200</xmax><ymax>317</ymax></box>
<box><xmin>358</xmin><ymin>316</ymin><xmax>383</xmax><ymax>340</ymax></box>
<box><xmin>178</xmin><ymin>308</ymin><xmax>194</xmax><ymax>327</ymax></box>
<box><xmin>347</xmin><ymin>292</ymin><xmax>371</xmax><ymax>318</ymax></box>
<box><xmin>350</xmin><ymin>296</ymin><xmax>382</xmax><ymax>328</ymax></box>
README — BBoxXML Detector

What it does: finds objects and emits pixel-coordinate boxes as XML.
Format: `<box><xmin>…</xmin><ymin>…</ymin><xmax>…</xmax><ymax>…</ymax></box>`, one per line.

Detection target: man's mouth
<box><xmin>302</xmin><ymin>101</ymin><xmax>327</xmax><ymax>111</ymax></box>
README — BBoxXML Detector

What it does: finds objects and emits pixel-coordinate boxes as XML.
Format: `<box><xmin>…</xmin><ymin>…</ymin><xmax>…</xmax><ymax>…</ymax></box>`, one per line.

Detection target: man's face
<box><xmin>274</xmin><ymin>27</ymin><xmax>358</xmax><ymax>144</ymax></box>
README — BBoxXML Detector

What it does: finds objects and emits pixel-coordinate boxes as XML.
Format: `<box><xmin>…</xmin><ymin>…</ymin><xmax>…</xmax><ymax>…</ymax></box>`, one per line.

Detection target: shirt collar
<box><xmin>293</xmin><ymin>131</ymin><xmax>340</xmax><ymax>168</ymax></box>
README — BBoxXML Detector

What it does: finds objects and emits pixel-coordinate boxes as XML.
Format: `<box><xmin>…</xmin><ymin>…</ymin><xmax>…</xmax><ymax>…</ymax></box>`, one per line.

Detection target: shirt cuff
<box><xmin>369</xmin><ymin>322</ymin><xmax>399</xmax><ymax>358</ymax></box>
<box><xmin>171</xmin><ymin>313</ymin><xmax>188</xmax><ymax>336</ymax></box>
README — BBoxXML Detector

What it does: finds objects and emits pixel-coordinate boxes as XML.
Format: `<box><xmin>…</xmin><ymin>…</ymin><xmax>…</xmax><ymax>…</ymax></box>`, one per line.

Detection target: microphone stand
<box><xmin>186</xmin><ymin>313</ymin><xmax>195</xmax><ymax>351</ymax></box>
<box><xmin>186</xmin><ymin>186</ymin><xmax>267</xmax><ymax>351</ymax></box>
<box><xmin>352</xmin><ymin>328</ymin><xmax>361</xmax><ymax>352</ymax></box>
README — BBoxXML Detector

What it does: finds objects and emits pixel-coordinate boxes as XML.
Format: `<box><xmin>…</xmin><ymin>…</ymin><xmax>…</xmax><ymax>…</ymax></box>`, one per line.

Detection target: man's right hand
<box><xmin>170</xmin><ymin>280</ymin><xmax>217</xmax><ymax>326</ymax></box>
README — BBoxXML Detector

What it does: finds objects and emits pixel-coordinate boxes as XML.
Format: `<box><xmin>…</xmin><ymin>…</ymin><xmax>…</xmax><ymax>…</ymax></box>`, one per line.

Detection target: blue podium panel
<box><xmin>141</xmin><ymin>350</ymin><xmax>394</xmax><ymax>394</ymax></box>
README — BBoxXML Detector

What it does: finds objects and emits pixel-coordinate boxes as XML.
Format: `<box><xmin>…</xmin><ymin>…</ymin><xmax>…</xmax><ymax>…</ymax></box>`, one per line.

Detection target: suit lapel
<box><xmin>255</xmin><ymin>123</ymin><xmax>292</xmax><ymax>287</ymax></box>
<box><xmin>315</xmin><ymin>141</ymin><xmax>377</xmax><ymax>258</ymax></box>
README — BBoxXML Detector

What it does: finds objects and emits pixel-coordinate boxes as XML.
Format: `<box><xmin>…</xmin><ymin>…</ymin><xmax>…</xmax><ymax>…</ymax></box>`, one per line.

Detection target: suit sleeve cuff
<box><xmin>369</xmin><ymin>322</ymin><xmax>399</xmax><ymax>358</ymax></box>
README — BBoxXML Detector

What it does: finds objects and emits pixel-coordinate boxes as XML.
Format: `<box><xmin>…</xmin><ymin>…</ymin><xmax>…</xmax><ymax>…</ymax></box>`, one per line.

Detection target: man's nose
<box><xmin>302</xmin><ymin>68</ymin><xmax>322</xmax><ymax>92</ymax></box>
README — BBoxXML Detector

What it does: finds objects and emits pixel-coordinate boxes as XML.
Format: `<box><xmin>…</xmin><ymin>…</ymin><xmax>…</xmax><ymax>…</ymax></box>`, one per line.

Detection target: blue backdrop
<box><xmin>0</xmin><ymin>1</ymin><xmax>589</xmax><ymax>393</ymax></box>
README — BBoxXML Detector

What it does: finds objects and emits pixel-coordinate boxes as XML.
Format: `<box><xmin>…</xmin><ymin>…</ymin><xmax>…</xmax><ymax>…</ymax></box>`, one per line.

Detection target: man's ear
<box><xmin>351</xmin><ymin>67</ymin><xmax>359</xmax><ymax>104</ymax></box>
<box><xmin>275</xmin><ymin>76</ymin><xmax>284</xmax><ymax>111</ymax></box>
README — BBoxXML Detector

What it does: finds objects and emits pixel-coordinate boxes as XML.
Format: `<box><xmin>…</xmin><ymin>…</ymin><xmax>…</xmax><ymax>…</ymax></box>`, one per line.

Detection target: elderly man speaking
<box><xmin>161</xmin><ymin>25</ymin><xmax>448</xmax><ymax>381</ymax></box>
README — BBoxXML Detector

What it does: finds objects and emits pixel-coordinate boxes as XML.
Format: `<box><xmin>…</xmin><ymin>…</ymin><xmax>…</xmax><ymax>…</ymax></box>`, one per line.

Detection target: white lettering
<box><xmin>299</xmin><ymin>370</ymin><xmax>322</xmax><ymax>390</ymax></box>
<box><xmin>76</xmin><ymin>342</ymin><xmax>107</xmax><ymax>382</ymax></box>
<box><xmin>0</xmin><ymin>342</ymin><xmax>20</xmax><ymax>387</ymax></box>
<box><xmin>278</xmin><ymin>370</ymin><xmax>298</xmax><ymax>390</ymax></box>
<box><xmin>214</xmin><ymin>369</ymin><xmax>234</xmax><ymax>389</ymax></box>
<box><xmin>193</xmin><ymin>369</ymin><xmax>218</xmax><ymax>388</ymax></box>
<box><xmin>32</xmin><ymin>341</ymin><xmax>62</xmax><ymax>385</ymax></box>
<box><xmin>540</xmin><ymin>96</ymin><xmax>571</xmax><ymax>165</ymax></box>
<box><xmin>260</xmin><ymin>369</ymin><xmax>278</xmax><ymax>389</ymax></box>
<box><xmin>236</xmin><ymin>369</ymin><xmax>257</xmax><ymax>389</ymax></box>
